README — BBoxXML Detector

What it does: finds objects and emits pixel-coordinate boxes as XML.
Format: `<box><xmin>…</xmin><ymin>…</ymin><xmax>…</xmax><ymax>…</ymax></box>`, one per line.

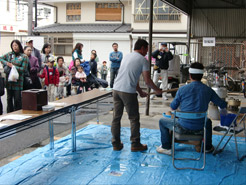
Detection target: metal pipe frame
<box><xmin>213</xmin><ymin>113</ymin><xmax>246</xmax><ymax>161</ymax></box>
<box><xmin>172</xmin><ymin>111</ymin><xmax>207</xmax><ymax>170</ymax></box>
<box><xmin>49</xmin><ymin>119</ymin><xmax>54</xmax><ymax>150</ymax></box>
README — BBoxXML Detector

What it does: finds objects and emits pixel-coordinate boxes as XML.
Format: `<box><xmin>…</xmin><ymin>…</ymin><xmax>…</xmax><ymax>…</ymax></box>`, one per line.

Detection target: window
<box><xmin>96</xmin><ymin>3</ymin><xmax>122</xmax><ymax>21</ymax></box>
<box><xmin>134</xmin><ymin>0</ymin><xmax>181</xmax><ymax>22</ymax></box>
<box><xmin>66</xmin><ymin>3</ymin><xmax>81</xmax><ymax>22</ymax></box>
<box><xmin>54</xmin><ymin>38</ymin><xmax>73</xmax><ymax>56</ymax></box>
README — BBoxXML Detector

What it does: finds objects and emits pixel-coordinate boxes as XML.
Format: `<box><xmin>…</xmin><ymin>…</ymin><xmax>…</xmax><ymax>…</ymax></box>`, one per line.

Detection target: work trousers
<box><xmin>7</xmin><ymin>89</ymin><xmax>22</xmax><ymax>113</ymax></box>
<box><xmin>57</xmin><ymin>85</ymin><xmax>66</xmax><ymax>99</ymax></box>
<box><xmin>110</xmin><ymin>68</ymin><xmax>119</xmax><ymax>88</ymax></box>
<box><xmin>151</xmin><ymin>69</ymin><xmax>168</xmax><ymax>99</ymax></box>
<box><xmin>47</xmin><ymin>84</ymin><xmax>56</xmax><ymax>102</ymax></box>
<box><xmin>111</xmin><ymin>90</ymin><xmax>141</xmax><ymax>146</ymax></box>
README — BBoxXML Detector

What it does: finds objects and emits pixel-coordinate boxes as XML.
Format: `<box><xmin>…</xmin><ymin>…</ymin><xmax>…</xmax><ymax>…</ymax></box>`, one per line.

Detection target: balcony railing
<box><xmin>134</xmin><ymin>13</ymin><xmax>181</xmax><ymax>22</ymax></box>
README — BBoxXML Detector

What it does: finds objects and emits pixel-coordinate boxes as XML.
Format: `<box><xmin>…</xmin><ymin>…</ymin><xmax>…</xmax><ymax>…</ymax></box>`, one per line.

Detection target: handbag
<box><xmin>0</xmin><ymin>76</ymin><xmax>5</xmax><ymax>96</ymax></box>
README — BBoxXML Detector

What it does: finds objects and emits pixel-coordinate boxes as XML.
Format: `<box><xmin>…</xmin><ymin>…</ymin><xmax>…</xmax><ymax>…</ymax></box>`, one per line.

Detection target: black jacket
<box><xmin>90</xmin><ymin>59</ymin><xmax>97</xmax><ymax>77</ymax></box>
<box><xmin>152</xmin><ymin>49</ymin><xmax>173</xmax><ymax>70</ymax></box>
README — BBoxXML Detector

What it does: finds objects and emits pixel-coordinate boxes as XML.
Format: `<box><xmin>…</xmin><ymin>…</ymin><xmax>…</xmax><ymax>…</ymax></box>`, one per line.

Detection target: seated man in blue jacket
<box><xmin>157</xmin><ymin>62</ymin><xmax>227</xmax><ymax>155</ymax></box>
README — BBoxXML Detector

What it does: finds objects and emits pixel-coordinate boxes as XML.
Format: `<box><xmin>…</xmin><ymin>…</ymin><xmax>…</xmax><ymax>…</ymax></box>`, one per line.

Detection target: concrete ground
<box><xmin>0</xmin><ymin>92</ymin><xmax>245</xmax><ymax>167</ymax></box>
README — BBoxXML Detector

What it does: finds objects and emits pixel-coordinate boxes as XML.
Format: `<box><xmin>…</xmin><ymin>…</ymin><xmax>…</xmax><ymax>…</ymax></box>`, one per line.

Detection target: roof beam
<box><xmin>219</xmin><ymin>0</ymin><xmax>245</xmax><ymax>8</ymax></box>
<box><xmin>162</xmin><ymin>0</ymin><xmax>192</xmax><ymax>15</ymax></box>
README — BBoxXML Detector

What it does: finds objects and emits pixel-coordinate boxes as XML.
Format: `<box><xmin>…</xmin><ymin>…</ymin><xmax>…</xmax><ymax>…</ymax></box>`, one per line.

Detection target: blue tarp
<box><xmin>0</xmin><ymin>124</ymin><xmax>245</xmax><ymax>185</ymax></box>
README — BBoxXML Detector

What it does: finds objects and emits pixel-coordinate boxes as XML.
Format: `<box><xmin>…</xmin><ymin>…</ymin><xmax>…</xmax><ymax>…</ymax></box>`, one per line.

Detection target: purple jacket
<box><xmin>28</xmin><ymin>55</ymin><xmax>39</xmax><ymax>72</ymax></box>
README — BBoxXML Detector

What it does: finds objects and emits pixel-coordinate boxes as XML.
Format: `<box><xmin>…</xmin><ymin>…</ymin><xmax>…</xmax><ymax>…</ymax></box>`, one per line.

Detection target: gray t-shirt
<box><xmin>113</xmin><ymin>51</ymin><xmax>149</xmax><ymax>93</ymax></box>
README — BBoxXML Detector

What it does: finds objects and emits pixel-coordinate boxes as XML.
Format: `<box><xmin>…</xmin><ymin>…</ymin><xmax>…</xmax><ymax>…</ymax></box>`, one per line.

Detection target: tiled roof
<box><xmin>33</xmin><ymin>23</ymin><xmax>132</xmax><ymax>33</ymax></box>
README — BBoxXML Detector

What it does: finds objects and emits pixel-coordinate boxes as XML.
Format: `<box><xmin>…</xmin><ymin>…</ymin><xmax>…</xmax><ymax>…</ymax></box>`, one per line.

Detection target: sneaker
<box><xmin>113</xmin><ymin>143</ymin><xmax>124</xmax><ymax>151</ymax></box>
<box><xmin>131</xmin><ymin>143</ymin><xmax>148</xmax><ymax>152</ymax></box>
<box><xmin>156</xmin><ymin>145</ymin><xmax>171</xmax><ymax>155</ymax></box>
<box><xmin>205</xmin><ymin>146</ymin><xmax>215</xmax><ymax>153</ymax></box>
<box><xmin>163</xmin><ymin>96</ymin><xmax>168</xmax><ymax>100</ymax></box>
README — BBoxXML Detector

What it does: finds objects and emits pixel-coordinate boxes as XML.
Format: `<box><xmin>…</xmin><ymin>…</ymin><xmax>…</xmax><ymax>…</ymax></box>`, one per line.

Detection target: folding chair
<box><xmin>213</xmin><ymin>107</ymin><xmax>246</xmax><ymax>161</ymax></box>
<box><xmin>172</xmin><ymin>111</ymin><xmax>207</xmax><ymax>170</ymax></box>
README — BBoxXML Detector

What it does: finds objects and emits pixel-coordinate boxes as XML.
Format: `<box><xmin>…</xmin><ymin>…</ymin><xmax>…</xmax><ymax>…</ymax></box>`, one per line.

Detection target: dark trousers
<box><xmin>66</xmin><ymin>84</ymin><xmax>71</xmax><ymax>96</ymax></box>
<box><xmin>7</xmin><ymin>89</ymin><xmax>22</xmax><ymax>113</ymax></box>
<box><xmin>110</xmin><ymin>68</ymin><xmax>119</xmax><ymax>88</ymax></box>
<box><xmin>0</xmin><ymin>96</ymin><xmax>2</xmax><ymax>115</ymax></box>
<box><xmin>101</xmin><ymin>74</ymin><xmax>107</xmax><ymax>81</ymax></box>
<box><xmin>111</xmin><ymin>90</ymin><xmax>140</xmax><ymax>146</ymax></box>
<box><xmin>77</xmin><ymin>81</ymin><xmax>89</xmax><ymax>94</ymax></box>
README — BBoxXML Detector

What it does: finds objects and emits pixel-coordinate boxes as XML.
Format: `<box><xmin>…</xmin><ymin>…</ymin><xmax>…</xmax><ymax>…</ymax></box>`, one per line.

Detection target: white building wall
<box><xmin>0</xmin><ymin>0</ymin><xmax>20</xmax><ymax>33</ymax></box>
<box><xmin>55</xmin><ymin>1</ymin><xmax>131</xmax><ymax>24</ymax></box>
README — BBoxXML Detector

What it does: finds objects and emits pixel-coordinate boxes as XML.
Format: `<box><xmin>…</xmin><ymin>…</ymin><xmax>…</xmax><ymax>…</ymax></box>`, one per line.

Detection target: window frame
<box><xmin>66</xmin><ymin>3</ymin><xmax>81</xmax><ymax>22</ymax></box>
<box><xmin>53</xmin><ymin>37</ymin><xmax>73</xmax><ymax>56</ymax></box>
<box><xmin>134</xmin><ymin>0</ymin><xmax>181</xmax><ymax>22</ymax></box>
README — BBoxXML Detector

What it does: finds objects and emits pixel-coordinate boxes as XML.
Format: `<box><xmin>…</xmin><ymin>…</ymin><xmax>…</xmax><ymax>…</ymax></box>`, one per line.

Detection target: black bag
<box><xmin>23</xmin><ymin>62</ymin><xmax>33</xmax><ymax>90</ymax></box>
<box><xmin>3</xmin><ymin>54</ymin><xmax>13</xmax><ymax>74</ymax></box>
<box><xmin>23</xmin><ymin>76</ymin><xmax>33</xmax><ymax>90</ymax></box>
<box><xmin>87</xmin><ymin>74</ymin><xmax>108</xmax><ymax>88</ymax></box>
<box><xmin>4</xmin><ymin>65</ymin><xmax>11</xmax><ymax>74</ymax></box>
<box><xmin>0</xmin><ymin>77</ymin><xmax>5</xmax><ymax>96</ymax></box>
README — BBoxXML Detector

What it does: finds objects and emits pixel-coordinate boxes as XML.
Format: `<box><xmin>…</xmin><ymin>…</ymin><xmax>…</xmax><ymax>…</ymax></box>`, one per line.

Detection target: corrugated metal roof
<box><xmin>33</xmin><ymin>23</ymin><xmax>132</xmax><ymax>33</ymax></box>
<box><xmin>191</xmin><ymin>9</ymin><xmax>246</xmax><ymax>38</ymax></box>
<box><xmin>163</xmin><ymin>0</ymin><xmax>246</xmax><ymax>15</ymax></box>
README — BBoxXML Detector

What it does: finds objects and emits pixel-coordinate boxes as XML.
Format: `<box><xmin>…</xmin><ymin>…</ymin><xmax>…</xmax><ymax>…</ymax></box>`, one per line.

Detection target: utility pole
<box><xmin>34</xmin><ymin>0</ymin><xmax>38</xmax><ymax>27</ymax></box>
<box><xmin>145</xmin><ymin>0</ymin><xmax>154</xmax><ymax>116</ymax></box>
<box><xmin>28</xmin><ymin>0</ymin><xmax>33</xmax><ymax>35</ymax></box>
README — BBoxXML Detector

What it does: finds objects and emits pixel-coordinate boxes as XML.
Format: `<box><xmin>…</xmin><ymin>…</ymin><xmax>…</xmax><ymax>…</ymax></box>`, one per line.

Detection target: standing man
<box><xmin>26</xmin><ymin>38</ymin><xmax>42</xmax><ymax>72</ymax></box>
<box><xmin>109</xmin><ymin>43</ymin><xmax>123</xmax><ymax>88</ymax></box>
<box><xmin>111</xmin><ymin>39</ymin><xmax>162</xmax><ymax>152</ymax></box>
<box><xmin>151</xmin><ymin>42</ymin><xmax>173</xmax><ymax>100</ymax></box>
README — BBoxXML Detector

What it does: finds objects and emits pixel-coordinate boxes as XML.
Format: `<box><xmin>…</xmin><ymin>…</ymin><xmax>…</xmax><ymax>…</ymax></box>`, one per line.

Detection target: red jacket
<box><xmin>39</xmin><ymin>67</ymin><xmax>59</xmax><ymax>86</ymax></box>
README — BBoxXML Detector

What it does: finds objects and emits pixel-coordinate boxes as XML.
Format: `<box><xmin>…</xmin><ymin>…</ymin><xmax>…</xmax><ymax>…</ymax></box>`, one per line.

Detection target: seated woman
<box><xmin>71</xmin><ymin>58</ymin><xmax>82</xmax><ymax>87</ymax></box>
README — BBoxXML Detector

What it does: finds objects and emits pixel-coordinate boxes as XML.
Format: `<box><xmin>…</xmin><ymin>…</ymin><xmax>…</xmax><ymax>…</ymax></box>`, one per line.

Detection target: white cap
<box><xmin>26</xmin><ymin>37</ymin><xmax>33</xmax><ymax>43</ymax></box>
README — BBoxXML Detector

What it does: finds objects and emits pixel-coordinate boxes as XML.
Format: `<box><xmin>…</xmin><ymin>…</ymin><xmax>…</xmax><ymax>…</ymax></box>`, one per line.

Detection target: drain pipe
<box><xmin>113</xmin><ymin>0</ymin><xmax>125</xmax><ymax>32</ymax></box>
<box><xmin>119</xmin><ymin>0</ymin><xmax>125</xmax><ymax>24</ymax></box>
<box><xmin>41</xmin><ymin>3</ymin><xmax>58</xmax><ymax>24</ymax></box>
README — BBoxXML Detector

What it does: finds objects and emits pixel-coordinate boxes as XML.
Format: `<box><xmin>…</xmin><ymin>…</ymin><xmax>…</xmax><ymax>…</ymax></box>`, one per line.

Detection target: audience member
<box><xmin>75</xmin><ymin>66</ymin><xmax>89</xmax><ymax>93</ymax></box>
<box><xmin>109</xmin><ymin>43</ymin><xmax>123</xmax><ymax>88</ymax></box>
<box><xmin>26</xmin><ymin>38</ymin><xmax>42</xmax><ymax>72</ymax></box>
<box><xmin>100</xmin><ymin>61</ymin><xmax>108</xmax><ymax>80</ymax></box>
<box><xmin>0</xmin><ymin>40</ymin><xmax>29</xmax><ymax>113</ymax></box>
<box><xmin>38</xmin><ymin>56</ymin><xmax>59</xmax><ymax>102</ymax></box>
<box><xmin>57</xmin><ymin>70</ymin><xmax>67</xmax><ymax>99</ymax></box>
<box><xmin>89</xmin><ymin>53</ymin><xmax>97</xmax><ymax>77</ymax></box>
<box><xmin>57</xmin><ymin>56</ymin><xmax>70</xmax><ymax>96</ymax></box>
<box><xmin>24</xmin><ymin>46</ymin><xmax>41</xmax><ymax>89</ymax></box>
